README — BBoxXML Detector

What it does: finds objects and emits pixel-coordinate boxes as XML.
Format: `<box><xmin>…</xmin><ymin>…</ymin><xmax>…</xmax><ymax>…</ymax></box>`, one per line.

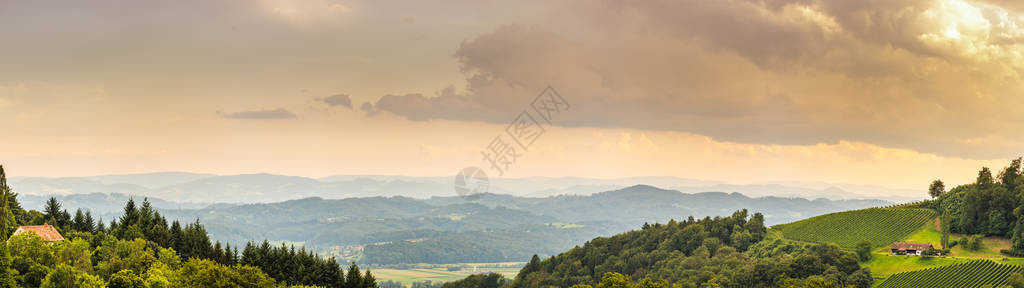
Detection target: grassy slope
<box><xmin>773</xmin><ymin>208</ymin><xmax>936</xmax><ymax>248</ymax></box>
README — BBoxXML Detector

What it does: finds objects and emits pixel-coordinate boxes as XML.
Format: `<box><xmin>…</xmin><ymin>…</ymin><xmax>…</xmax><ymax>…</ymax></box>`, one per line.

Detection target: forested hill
<box><xmin>500</xmin><ymin>210</ymin><xmax>873</xmax><ymax>288</ymax></box>
<box><xmin>22</xmin><ymin>185</ymin><xmax>889</xmax><ymax>265</ymax></box>
<box><xmin>423</xmin><ymin>185</ymin><xmax>890</xmax><ymax>224</ymax></box>
<box><xmin>158</xmin><ymin>185</ymin><xmax>885</xmax><ymax>264</ymax></box>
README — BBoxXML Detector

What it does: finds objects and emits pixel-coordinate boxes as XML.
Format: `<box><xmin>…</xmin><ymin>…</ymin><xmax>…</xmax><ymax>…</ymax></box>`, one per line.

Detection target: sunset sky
<box><xmin>3</xmin><ymin>0</ymin><xmax>1024</xmax><ymax>191</ymax></box>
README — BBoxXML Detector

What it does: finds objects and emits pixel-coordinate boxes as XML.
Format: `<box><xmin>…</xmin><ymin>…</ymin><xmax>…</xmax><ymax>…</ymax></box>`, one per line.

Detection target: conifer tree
<box><xmin>96</xmin><ymin>218</ymin><xmax>106</xmax><ymax>233</ymax></box>
<box><xmin>0</xmin><ymin>165</ymin><xmax>10</xmax><ymax>240</ymax></box>
<box><xmin>84</xmin><ymin>211</ymin><xmax>95</xmax><ymax>233</ymax></box>
<box><xmin>363</xmin><ymin>270</ymin><xmax>378</xmax><ymax>288</ymax></box>
<box><xmin>72</xmin><ymin>209</ymin><xmax>86</xmax><ymax>232</ymax></box>
<box><xmin>43</xmin><ymin>197</ymin><xmax>62</xmax><ymax>226</ymax></box>
<box><xmin>346</xmin><ymin>263</ymin><xmax>363</xmax><ymax>288</ymax></box>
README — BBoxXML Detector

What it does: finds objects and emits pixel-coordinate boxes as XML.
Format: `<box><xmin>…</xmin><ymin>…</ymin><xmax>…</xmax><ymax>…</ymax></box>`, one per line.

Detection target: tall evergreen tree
<box><xmin>346</xmin><ymin>263</ymin><xmax>363</xmax><ymax>288</ymax></box>
<box><xmin>120</xmin><ymin>198</ymin><xmax>138</xmax><ymax>227</ymax></box>
<box><xmin>72</xmin><ymin>209</ymin><xmax>86</xmax><ymax>232</ymax></box>
<box><xmin>170</xmin><ymin>220</ymin><xmax>183</xmax><ymax>251</ymax></box>
<box><xmin>83</xmin><ymin>211</ymin><xmax>95</xmax><ymax>233</ymax></box>
<box><xmin>96</xmin><ymin>217</ymin><xmax>106</xmax><ymax>233</ymax></box>
<box><xmin>942</xmin><ymin>210</ymin><xmax>951</xmax><ymax>249</ymax></box>
<box><xmin>43</xmin><ymin>197</ymin><xmax>62</xmax><ymax>226</ymax></box>
<box><xmin>363</xmin><ymin>270</ymin><xmax>378</xmax><ymax>288</ymax></box>
<box><xmin>0</xmin><ymin>165</ymin><xmax>10</xmax><ymax>240</ymax></box>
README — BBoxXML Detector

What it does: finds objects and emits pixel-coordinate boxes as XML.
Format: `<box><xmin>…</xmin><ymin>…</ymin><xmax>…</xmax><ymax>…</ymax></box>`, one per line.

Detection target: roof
<box><xmin>891</xmin><ymin>242</ymin><xmax>932</xmax><ymax>251</ymax></box>
<box><xmin>13</xmin><ymin>224</ymin><xmax>65</xmax><ymax>242</ymax></box>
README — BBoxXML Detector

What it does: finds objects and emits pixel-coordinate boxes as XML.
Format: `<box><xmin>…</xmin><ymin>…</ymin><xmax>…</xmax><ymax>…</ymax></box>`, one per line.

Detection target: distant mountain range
<box><xmin>17</xmin><ymin>185</ymin><xmax>894</xmax><ymax>264</ymax></box>
<box><xmin>9</xmin><ymin>172</ymin><xmax>925</xmax><ymax>203</ymax></box>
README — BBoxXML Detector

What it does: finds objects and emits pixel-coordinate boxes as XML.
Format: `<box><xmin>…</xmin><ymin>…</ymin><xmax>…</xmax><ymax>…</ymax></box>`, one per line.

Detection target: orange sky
<box><xmin>1</xmin><ymin>0</ymin><xmax>1023</xmax><ymax>191</ymax></box>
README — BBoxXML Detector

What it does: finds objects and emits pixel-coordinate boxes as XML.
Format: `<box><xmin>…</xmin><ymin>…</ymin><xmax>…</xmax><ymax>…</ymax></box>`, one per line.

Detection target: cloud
<box><xmin>359</xmin><ymin>102</ymin><xmax>376</xmax><ymax>115</ymax></box>
<box><xmin>259</xmin><ymin>0</ymin><xmax>352</xmax><ymax>27</ymax></box>
<box><xmin>219</xmin><ymin>108</ymin><xmax>296</xmax><ymax>119</ymax></box>
<box><xmin>365</xmin><ymin>0</ymin><xmax>1024</xmax><ymax>159</ymax></box>
<box><xmin>316</xmin><ymin>94</ymin><xmax>353</xmax><ymax>109</ymax></box>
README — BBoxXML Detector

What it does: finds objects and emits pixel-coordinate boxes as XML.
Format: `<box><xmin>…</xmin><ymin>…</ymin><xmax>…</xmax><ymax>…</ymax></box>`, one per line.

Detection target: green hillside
<box><xmin>876</xmin><ymin>260</ymin><xmax>1024</xmax><ymax>288</ymax></box>
<box><xmin>772</xmin><ymin>207</ymin><xmax>936</xmax><ymax>248</ymax></box>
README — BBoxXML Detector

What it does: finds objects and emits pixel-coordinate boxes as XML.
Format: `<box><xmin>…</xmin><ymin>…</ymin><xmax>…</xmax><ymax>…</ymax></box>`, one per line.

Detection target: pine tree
<box><xmin>214</xmin><ymin>241</ymin><xmax>225</xmax><ymax>265</ymax></box>
<box><xmin>72</xmin><ymin>209</ymin><xmax>86</xmax><ymax>232</ymax></box>
<box><xmin>0</xmin><ymin>165</ymin><xmax>10</xmax><ymax>240</ymax></box>
<box><xmin>139</xmin><ymin>198</ymin><xmax>154</xmax><ymax>228</ymax></box>
<box><xmin>941</xmin><ymin>210</ymin><xmax>951</xmax><ymax>249</ymax></box>
<box><xmin>362</xmin><ymin>270</ymin><xmax>378</xmax><ymax>288</ymax></box>
<box><xmin>346</xmin><ymin>263</ymin><xmax>363</xmax><ymax>288</ymax></box>
<box><xmin>43</xmin><ymin>197</ymin><xmax>62</xmax><ymax>226</ymax></box>
<box><xmin>170</xmin><ymin>220</ymin><xmax>183</xmax><ymax>251</ymax></box>
<box><xmin>58</xmin><ymin>209</ymin><xmax>71</xmax><ymax>230</ymax></box>
<box><xmin>523</xmin><ymin>255</ymin><xmax>541</xmax><ymax>275</ymax></box>
<box><xmin>83</xmin><ymin>211</ymin><xmax>95</xmax><ymax>233</ymax></box>
<box><xmin>96</xmin><ymin>218</ymin><xmax>106</xmax><ymax>233</ymax></box>
<box><xmin>120</xmin><ymin>198</ymin><xmax>138</xmax><ymax>228</ymax></box>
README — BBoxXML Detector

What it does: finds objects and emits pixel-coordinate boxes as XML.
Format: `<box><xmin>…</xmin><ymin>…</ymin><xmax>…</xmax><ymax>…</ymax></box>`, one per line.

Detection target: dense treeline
<box><xmin>440</xmin><ymin>273</ymin><xmax>506</xmax><ymax>288</ymax></box>
<box><xmin>509</xmin><ymin>210</ymin><xmax>872</xmax><ymax>288</ymax></box>
<box><xmin>239</xmin><ymin>240</ymin><xmax>378</xmax><ymax>287</ymax></box>
<box><xmin>921</xmin><ymin>158</ymin><xmax>1024</xmax><ymax>254</ymax></box>
<box><xmin>0</xmin><ymin>165</ymin><xmax>377</xmax><ymax>288</ymax></box>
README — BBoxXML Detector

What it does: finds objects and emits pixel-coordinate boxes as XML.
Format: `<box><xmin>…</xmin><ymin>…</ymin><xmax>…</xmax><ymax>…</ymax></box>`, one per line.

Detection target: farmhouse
<box><xmin>891</xmin><ymin>242</ymin><xmax>932</xmax><ymax>255</ymax></box>
<box><xmin>13</xmin><ymin>224</ymin><xmax>65</xmax><ymax>242</ymax></box>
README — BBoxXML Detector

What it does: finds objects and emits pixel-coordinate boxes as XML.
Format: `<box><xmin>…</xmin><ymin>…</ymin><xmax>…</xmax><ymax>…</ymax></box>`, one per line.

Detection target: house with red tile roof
<box><xmin>13</xmin><ymin>224</ymin><xmax>65</xmax><ymax>242</ymax></box>
<box><xmin>890</xmin><ymin>242</ymin><xmax>933</xmax><ymax>255</ymax></box>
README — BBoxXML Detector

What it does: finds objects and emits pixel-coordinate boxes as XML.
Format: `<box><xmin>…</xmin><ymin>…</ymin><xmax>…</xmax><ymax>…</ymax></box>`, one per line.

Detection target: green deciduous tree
<box><xmin>854</xmin><ymin>241</ymin><xmax>872</xmax><ymax>262</ymax></box>
<box><xmin>109</xmin><ymin>269</ymin><xmax>146</xmax><ymax>288</ymax></box>
<box><xmin>0</xmin><ymin>241</ymin><xmax>17</xmax><ymax>288</ymax></box>
<box><xmin>929</xmin><ymin>179</ymin><xmax>946</xmax><ymax>199</ymax></box>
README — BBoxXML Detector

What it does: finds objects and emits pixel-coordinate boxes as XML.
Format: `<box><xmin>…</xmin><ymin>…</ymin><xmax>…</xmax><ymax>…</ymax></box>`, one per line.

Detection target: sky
<box><xmin>2</xmin><ymin>0</ymin><xmax>1024</xmax><ymax>191</ymax></box>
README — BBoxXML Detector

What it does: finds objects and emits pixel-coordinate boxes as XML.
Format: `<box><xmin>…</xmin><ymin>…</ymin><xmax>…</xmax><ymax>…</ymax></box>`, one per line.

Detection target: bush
<box><xmin>1001</xmin><ymin>249</ymin><xmax>1024</xmax><ymax>257</ymax></box>
<box><xmin>969</xmin><ymin>235</ymin><xmax>985</xmax><ymax>251</ymax></box>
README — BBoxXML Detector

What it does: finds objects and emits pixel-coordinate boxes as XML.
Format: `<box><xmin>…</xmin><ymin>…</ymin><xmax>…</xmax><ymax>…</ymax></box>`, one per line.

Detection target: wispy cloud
<box><xmin>315</xmin><ymin>94</ymin><xmax>352</xmax><ymax>109</ymax></box>
<box><xmin>219</xmin><ymin>108</ymin><xmax>296</xmax><ymax>119</ymax></box>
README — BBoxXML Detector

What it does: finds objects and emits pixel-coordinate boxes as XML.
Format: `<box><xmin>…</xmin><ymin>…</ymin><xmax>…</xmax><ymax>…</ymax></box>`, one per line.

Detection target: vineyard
<box><xmin>876</xmin><ymin>260</ymin><xmax>1024</xmax><ymax>288</ymax></box>
<box><xmin>772</xmin><ymin>208</ymin><xmax>936</xmax><ymax>248</ymax></box>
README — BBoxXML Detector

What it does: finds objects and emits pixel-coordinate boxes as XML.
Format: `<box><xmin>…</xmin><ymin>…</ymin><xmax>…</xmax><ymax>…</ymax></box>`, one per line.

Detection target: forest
<box><xmin>0</xmin><ymin>165</ymin><xmax>379</xmax><ymax>288</ymax></box>
<box><xmin>502</xmin><ymin>210</ymin><xmax>872</xmax><ymax>288</ymax></box>
<box><xmin>922</xmin><ymin>158</ymin><xmax>1024</xmax><ymax>255</ymax></box>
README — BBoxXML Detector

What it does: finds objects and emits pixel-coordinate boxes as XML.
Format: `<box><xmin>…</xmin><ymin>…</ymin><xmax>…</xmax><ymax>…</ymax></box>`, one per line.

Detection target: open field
<box><xmin>373</xmin><ymin>263</ymin><xmax>523</xmax><ymax>286</ymax></box>
<box><xmin>903</xmin><ymin>219</ymin><xmax>1013</xmax><ymax>258</ymax></box>
<box><xmin>373</xmin><ymin>268</ymin><xmax>469</xmax><ymax>285</ymax></box>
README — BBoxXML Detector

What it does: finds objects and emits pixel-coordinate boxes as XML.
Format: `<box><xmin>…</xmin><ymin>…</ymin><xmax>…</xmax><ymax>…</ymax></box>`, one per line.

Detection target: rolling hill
<box><xmin>772</xmin><ymin>207</ymin><xmax>936</xmax><ymax>248</ymax></box>
<box><xmin>23</xmin><ymin>185</ymin><xmax>890</xmax><ymax>265</ymax></box>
